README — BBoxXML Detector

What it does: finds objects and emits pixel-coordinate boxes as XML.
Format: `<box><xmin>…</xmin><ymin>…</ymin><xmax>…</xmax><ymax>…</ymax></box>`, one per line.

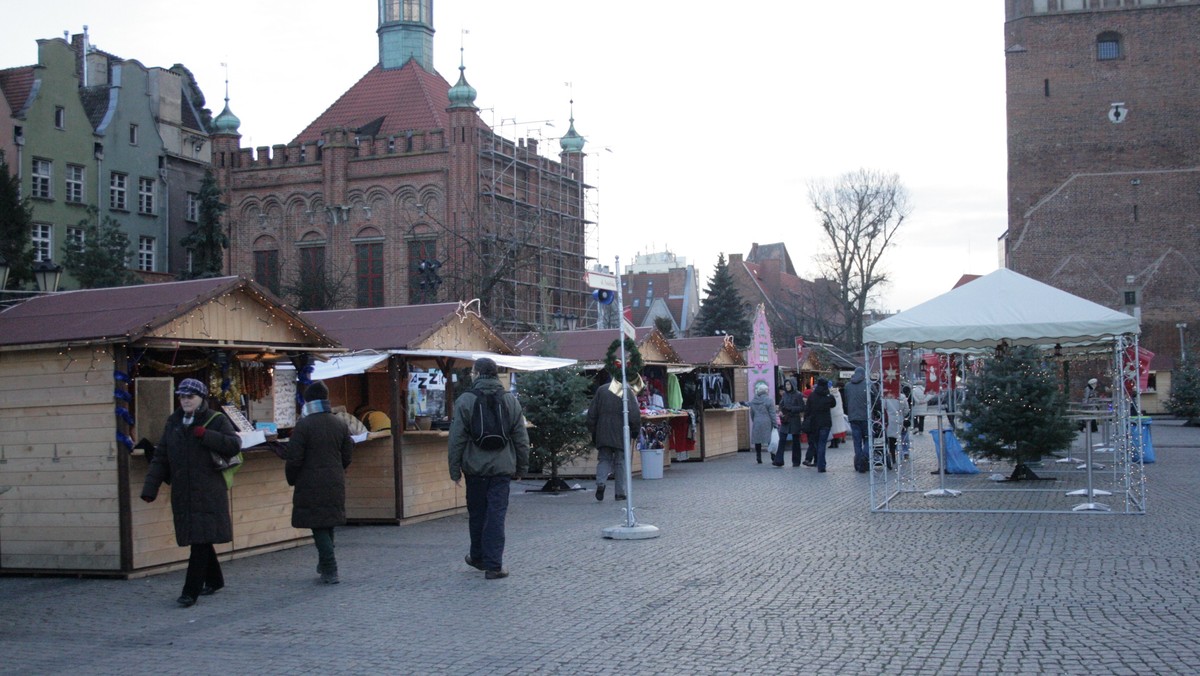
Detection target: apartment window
<box><xmin>66</xmin><ymin>226</ymin><xmax>85</xmax><ymax>250</ymax></box>
<box><xmin>186</xmin><ymin>192</ymin><xmax>199</xmax><ymax>222</ymax></box>
<box><xmin>356</xmin><ymin>242</ymin><xmax>384</xmax><ymax>308</ymax></box>
<box><xmin>408</xmin><ymin>239</ymin><xmax>437</xmax><ymax>304</ymax></box>
<box><xmin>65</xmin><ymin>164</ymin><xmax>84</xmax><ymax>203</ymax></box>
<box><xmin>137</xmin><ymin>236</ymin><xmax>155</xmax><ymax>271</ymax></box>
<box><xmin>138</xmin><ymin>177</ymin><xmax>155</xmax><ymax>214</ymax></box>
<box><xmin>253</xmin><ymin>249</ymin><xmax>281</xmax><ymax>297</ymax></box>
<box><xmin>299</xmin><ymin>246</ymin><xmax>326</xmax><ymax>310</ymax></box>
<box><xmin>31</xmin><ymin>159</ymin><xmax>52</xmax><ymax>199</ymax></box>
<box><xmin>54</xmin><ymin>106</ymin><xmax>65</xmax><ymax>129</ymax></box>
<box><xmin>1097</xmin><ymin>32</ymin><xmax>1121</xmax><ymax>60</ymax></box>
<box><xmin>32</xmin><ymin>224</ymin><xmax>52</xmax><ymax>262</ymax></box>
<box><xmin>110</xmin><ymin>172</ymin><xmax>127</xmax><ymax>210</ymax></box>
<box><xmin>129</xmin><ymin>123</ymin><xmax>139</xmax><ymax>145</ymax></box>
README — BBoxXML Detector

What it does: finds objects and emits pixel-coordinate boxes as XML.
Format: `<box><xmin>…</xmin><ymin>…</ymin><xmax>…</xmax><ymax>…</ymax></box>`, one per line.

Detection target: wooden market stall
<box><xmin>0</xmin><ymin>277</ymin><xmax>340</xmax><ymax>576</ymax></box>
<box><xmin>302</xmin><ymin>302</ymin><xmax>550</xmax><ymax>524</ymax></box>
<box><xmin>669</xmin><ymin>335</ymin><xmax>748</xmax><ymax>460</ymax></box>
<box><xmin>517</xmin><ymin>327</ymin><xmax>688</xmax><ymax>477</ymax></box>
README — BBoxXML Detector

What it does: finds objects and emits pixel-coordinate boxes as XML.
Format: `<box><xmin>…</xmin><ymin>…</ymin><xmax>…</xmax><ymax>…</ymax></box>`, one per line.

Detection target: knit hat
<box><xmin>175</xmin><ymin>378</ymin><xmax>208</xmax><ymax>397</ymax></box>
<box><xmin>304</xmin><ymin>381</ymin><xmax>329</xmax><ymax>401</ymax></box>
<box><xmin>1088</xmin><ymin>378</ymin><xmax>1098</xmax><ymax>387</ymax></box>
<box><xmin>474</xmin><ymin>357</ymin><xmax>498</xmax><ymax>377</ymax></box>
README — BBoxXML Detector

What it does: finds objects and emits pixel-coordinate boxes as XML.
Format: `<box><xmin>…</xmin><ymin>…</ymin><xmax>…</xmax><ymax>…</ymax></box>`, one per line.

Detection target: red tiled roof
<box><xmin>292</xmin><ymin>61</ymin><xmax>472</xmax><ymax>144</ymax></box>
<box><xmin>0</xmin><ymin>66</ymin><xmax>36</xmax><ymax>116</ymax></box>
<box><xmin>303</xmin><ymin>303</ymin><xmax>513</xmax><ymax>353</ymax></box>
<box><xmin>671</xmin><ymin>336</ymin><xmax>747</xmax><ymax>366</ymax></box>
<box><xmin>515</xmin><ymin>327</ymin><xmax>683</xmax><ymax>364</ymax></box>
<box><xmin>953</xmin><ymin>274</ymin><xmax>982</xmax><ymax>289</ymax></box>
<box><xmin>0</xmin><ymin>277</ymin><xmax>335</xmax><ymax>348</ymax></box>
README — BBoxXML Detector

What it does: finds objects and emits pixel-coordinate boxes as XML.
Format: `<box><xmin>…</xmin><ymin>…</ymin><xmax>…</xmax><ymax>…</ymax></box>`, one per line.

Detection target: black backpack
<box><xmin>469</xmin><ymin>388</ymin><xmax>510</xmax><ymax>451</ymax></box>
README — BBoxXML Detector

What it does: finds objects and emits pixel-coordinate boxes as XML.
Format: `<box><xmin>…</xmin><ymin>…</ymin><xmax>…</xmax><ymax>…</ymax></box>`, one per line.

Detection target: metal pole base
<box><xmin>1066</xmin><ymin>488</ymin><xmax>1112</xmax><ymax>497</ymax></box>
<box><xmin>923</xmin><ymin>488</ymin><xmax>962</xmax><ymax>498</ymax></box>
<box><xmin>1072</xmin><ymin>502</ymin><xmax>1112</xmax><ymax>512</ymax></box>
<box><xmin>602</xmin><ymin>523</ymin><xmax>661</xmax><ymax>539</ymax></box>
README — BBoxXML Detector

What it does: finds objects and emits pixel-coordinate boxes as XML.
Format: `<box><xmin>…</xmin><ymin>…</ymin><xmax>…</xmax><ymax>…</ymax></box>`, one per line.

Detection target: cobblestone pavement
<box><xmin>3</xmin><ymin>422</ymin><xmax>1200</xmax><ymax>675</ymax></box>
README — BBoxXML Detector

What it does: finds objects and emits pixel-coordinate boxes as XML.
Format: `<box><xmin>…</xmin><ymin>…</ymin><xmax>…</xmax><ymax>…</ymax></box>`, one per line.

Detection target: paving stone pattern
<box><xmin>3</xmin><ymin>423</ymin><xmax>1200</xmax><ymax>674</ymax></box>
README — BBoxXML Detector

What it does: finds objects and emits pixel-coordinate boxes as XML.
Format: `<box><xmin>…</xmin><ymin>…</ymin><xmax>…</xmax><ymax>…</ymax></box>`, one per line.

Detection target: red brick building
<box><xmin>1003</xmin><ymin>0</ymin><xmax>1200</xmax><ymax>362</ymax></box>
<box><xmin>728</xmin><ymin>244</ymin><xmax>843</xmax><ymax>347</ymax></box>
<box><xmin>211</xmin><ymin>1</ymin><xmax>590</xmax><ymax>331</ymax></box>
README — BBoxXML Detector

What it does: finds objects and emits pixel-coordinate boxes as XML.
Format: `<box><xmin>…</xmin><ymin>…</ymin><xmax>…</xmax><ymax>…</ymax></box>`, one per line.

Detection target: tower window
<box><xmin>1097</xmin><ymin>32</ymin><xmax>1121</xmax><ymax>61</ymax></box>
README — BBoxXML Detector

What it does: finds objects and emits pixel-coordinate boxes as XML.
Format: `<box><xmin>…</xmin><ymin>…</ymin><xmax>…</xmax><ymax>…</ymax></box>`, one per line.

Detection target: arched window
<box><xmin>1097</xmin><ymin>32</ymin><xmax>1121</xmax><ymax>61</ymax></box>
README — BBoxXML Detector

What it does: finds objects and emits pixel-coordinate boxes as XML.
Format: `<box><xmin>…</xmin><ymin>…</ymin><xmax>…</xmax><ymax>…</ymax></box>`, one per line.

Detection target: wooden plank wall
<box><xmin>700</xmin><ymin>410</ymin><xmax>740</xmax><ymax>458</ymax></box>
<box><xmin>345</xmin><ymin>436</ymin><xmax>397</xmax><ymax>521</ymax></box>
<box><xmin>399</xmin><ymin>432</ymin><xmax>464</xmax><ymax>521</ymax></box>
<box><xmin>0</xmin><ymin>348</ymin><xmax>122</xmax><ymax>571</ymax></box>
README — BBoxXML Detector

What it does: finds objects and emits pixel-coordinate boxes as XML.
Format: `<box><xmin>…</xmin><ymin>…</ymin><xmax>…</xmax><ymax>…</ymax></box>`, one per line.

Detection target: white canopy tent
<box><xmin>860</xmin><ymin>268</ymin><xmax>1145</xmax><ymax>514</ymax></box>
<box><xmin>278</xmin><ymin>350</ymin><xmax>577</xmax><ymax>381</ymax></box>
<box><xmin>863</xmin><ymin>268</ymin><xmax>1140</xmax><ymax>349</ymax></box>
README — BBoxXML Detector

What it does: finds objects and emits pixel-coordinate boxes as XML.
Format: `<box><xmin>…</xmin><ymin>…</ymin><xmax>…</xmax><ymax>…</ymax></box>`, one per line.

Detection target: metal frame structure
<box><xmin>866</xmin><ymin>336</ymin><xmax>1146</xmax><ymax>515</ymax></box>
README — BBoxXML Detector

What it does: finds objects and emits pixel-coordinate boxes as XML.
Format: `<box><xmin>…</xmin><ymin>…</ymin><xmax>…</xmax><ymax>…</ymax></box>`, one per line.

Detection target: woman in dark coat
<box><xmin>777</xmin><ymin>379</ymin><xmax>806</xmax><ymax>467</ymax></box>
<box><xmin>141</xmin><ymin>378</ymin><xmax>242</xmax><ymax>607</ymax></box>
<box><xmin>286</xmin><ymin>381</ymin><xmax>353</xmax><ymax>584</ymax></box>
<box><xmin>802</xmin><ymin>379</ymin><xmax>837</xmax><ymax>472</ymax></box>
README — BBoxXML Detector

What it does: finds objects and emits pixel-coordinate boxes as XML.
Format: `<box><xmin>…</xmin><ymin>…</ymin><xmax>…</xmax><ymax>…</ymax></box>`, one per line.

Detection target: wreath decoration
<box><xmin>604</xmin><ymin>337</ymin><xmax>644</xmax><ymax>382</ymax></box>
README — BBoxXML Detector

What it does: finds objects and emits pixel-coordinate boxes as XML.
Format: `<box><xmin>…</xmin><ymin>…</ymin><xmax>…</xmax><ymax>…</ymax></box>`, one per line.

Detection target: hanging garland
<box><xmin>605</xmin><ymin>337</ymin><xmax>644</xmax><ymax>382</ymax></box>
<box><xmin>143</xmin><ymin>355</ymin><xmax>211</xmax><ymax>374</ymax></box>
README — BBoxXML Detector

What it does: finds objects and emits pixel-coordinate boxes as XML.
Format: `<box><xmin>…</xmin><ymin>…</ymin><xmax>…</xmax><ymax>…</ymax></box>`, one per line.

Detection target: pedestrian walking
<box><xmin>587</xmin><ymin>374</ymin><xmax>640</xmax><ymax>501</ymax></box>
<box><xmin>286</xmin><ymin>380</ymin><xmax>354</xmax><ymax>585</ymax></box>
<box><xmin>777</xmin><ymin>379</ymin><xmax>805</xmax><ymax>467</ymax></box>
<box><xmin>843</xmin><ymin>366</ymin><xmax>871</xmax><ymax>473</ymax></box>
<box><xmin>748</xmin><ymin>381</ymin><xmax>778</xmax><ymax>465</ymax></box>
<box><xmin>803</xmin><ymin>379</ymin><xmax>837</xmax><ymax>472</ymax></box>
<box><xmin>448</xmin><ymin>358</ymin><xmax>530</xmax><ymax>580</ymax></box>
<box><xmin>140</xmin><ymin>378</ymin><xmax>242</xmax><ymax>608</ymax></box>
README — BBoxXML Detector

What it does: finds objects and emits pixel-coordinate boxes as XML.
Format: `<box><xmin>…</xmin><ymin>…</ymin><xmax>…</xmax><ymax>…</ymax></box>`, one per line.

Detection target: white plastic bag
<box><xmin>767</xmin><ymin>428</ymin><xmax>780</xmax><ymax>455</ymax></box>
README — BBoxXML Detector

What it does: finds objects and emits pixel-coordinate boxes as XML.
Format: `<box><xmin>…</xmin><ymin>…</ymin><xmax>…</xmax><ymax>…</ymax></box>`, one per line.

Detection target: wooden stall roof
<box><xmin>779</xmin><ymin>341</ymin><xmax>862</xmax><ymax>373</ymax></box>
<box><xmin>304</xmin><ymin>302</ymin><xmax>515</xmax><ymax>354</ymax></box>
<box><xmin>671</xmin><ymin>335</ymin><xmax>748</xmax><ymax>367</ymax></box>
<box><xmin>0</xmin><ymin>276</ymin><xmax>339</xmax><ymax>351</ymax></box>
<box><xmin>513</xmin><ymin>327</ymin><xmax>685</xmax><ymax>367</ymax></box>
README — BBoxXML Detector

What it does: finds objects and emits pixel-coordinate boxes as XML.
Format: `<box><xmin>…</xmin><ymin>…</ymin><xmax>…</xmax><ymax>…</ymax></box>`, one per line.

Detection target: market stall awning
<box><xmin>281</xmin><ymin>350</ymin><xmax>575</xmax><ymax>379</ymax></box>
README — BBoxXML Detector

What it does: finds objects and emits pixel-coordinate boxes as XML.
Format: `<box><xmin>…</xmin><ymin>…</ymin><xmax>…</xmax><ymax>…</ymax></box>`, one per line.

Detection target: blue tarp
<box><xmin>931</xmin><ymin>429</ymin><xmax>980</xmax><ymax>474</ymax></box>
<box><xmin>1131</xmin><ymin>417</ymin><xmax>1155</xmax><ymax>463</ymax></box>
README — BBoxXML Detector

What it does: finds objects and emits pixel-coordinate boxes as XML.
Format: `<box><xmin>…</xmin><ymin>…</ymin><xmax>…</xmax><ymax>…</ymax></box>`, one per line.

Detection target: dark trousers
<box><xmin>313</xmin><ymin>527</ymin><xmax>336</xmax><ymax>575</ymax></box>
<box><xmin>182</xmin><ymin>543</ymin><xmax>223</xmax><ymax>597</ymax></box>
<box><xmin>808</xmin><ymin>426</ymin><xmax>831</xmax><ymax>471</ymax></box>
<box><xmin>465</xmin><ymin>475</ymin><xmax>511</xmax><ymax>572</ymax></box>
<box><xmin>850</xmin><ymin>420</ymin><xmax>870</xmax><ymax>467</ymax></box>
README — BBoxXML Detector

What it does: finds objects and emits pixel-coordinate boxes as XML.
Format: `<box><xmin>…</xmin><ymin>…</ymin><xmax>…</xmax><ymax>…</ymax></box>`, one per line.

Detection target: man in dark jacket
<box><xmin>448</xmin><ymin>358</ymin><xmax>530</xmax><ymax>580</ymax></box>
<box><xmin>843</xmin><ymin>366</ymin><xmax>871</xmax><ymax>473</ymax></box>
<box><xmin>286</xmin><ymin>380</ymin><xmax>354</xmax><ymax>584</ymax></box>
<box><xmin>142</xmin><ymin>377</ymin><xmax>243</xmax><ymax>607</ymax></box>
<box><xmin>587</xmin><ymin>375</ymin><xmax>641</xmax><ymax>501</ymax></box>
<box><xmin>803</xmin><ymin>379</ymin><xmax>837</xmax><ymax>472</ymax></box>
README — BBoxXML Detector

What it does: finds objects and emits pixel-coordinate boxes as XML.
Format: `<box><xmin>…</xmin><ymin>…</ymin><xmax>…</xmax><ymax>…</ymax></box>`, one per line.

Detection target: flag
<box><xmin>881</xmin><ymin>349</ymin><xmax>901</xmax><ymax>397</ymax></box>
<box><xmin>923</xmin><ymin>354</ymin><xmax>941</xmax><ymax>393</ymax></box>
<box><xmin>1123</xmin><ymin>345</ymin><xmax>1154</xmax><ymax>396</ymax></box>
<box><xmin>623</xmin><ymin>305</ymin><xmax>633</xmax><ymax>324</ymax></box>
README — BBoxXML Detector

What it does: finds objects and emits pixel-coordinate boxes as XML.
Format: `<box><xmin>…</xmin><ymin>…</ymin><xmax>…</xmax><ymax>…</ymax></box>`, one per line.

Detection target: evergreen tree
<box><xmin>179</xmin><ymin>170</ymin><xmax>228</xmax><ymax>279</ymax></box>
<box><xmin>959</xmin><ymin>345</ymin><xmax>1075</xmax><ymax>480</ymax></box>
<box><xmin>1165</xmin><ymin>356</ymin><xmax>1200</xmax><ymax>425</ymax></box>
<box><xmin>61</xmin><ymin>209</ymin><xmax>142</xmax><ymax>289</ymax></box>
<box><xmin>653</xmin><ymin>315</ymin><xmax>676</xmax><ymax>339</ymax></box>
<box><xmin>516</xmin><ymin>365</ymin><xmax>593</xmax><ymax>492</ymax></box>
<box><xmin>0</xmin><ymin>160</ymin><xmax>34</xmax><ymax>289</ymax></box>
<box><xmin>692</xmin><ymin>253</ymin><xmax>752</xmax><ymax>346</ymax></box>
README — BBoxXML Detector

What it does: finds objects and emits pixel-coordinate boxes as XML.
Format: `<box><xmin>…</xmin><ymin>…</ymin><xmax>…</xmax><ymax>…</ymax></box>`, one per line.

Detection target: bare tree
<box><xmin>808</xmin><ymin>169</ymin><xmax>911</xmax><ymax>349</ymax></box>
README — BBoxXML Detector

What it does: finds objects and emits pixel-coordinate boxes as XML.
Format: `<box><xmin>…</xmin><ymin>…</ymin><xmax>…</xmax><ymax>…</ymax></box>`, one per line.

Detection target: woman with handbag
<box><xmin>141</xmin><ymin>378</ymin><xmax>242</xmax><ymax>608</ymax></box>
<box><xmin>748</xmin><ymin>381</ymin><xmax>778</xmax><ymax>465</ymax></box>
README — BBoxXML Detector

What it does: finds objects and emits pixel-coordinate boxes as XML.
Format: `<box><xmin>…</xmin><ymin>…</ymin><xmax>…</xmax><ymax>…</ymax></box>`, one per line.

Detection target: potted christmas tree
<box><xmin>959</xmin><ymin>345</ymin><xmax>1076</xmax><ymax>481</ymax></box>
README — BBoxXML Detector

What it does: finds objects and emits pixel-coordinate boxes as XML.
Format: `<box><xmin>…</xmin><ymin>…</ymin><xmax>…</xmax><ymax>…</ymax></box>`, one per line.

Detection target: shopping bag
<box><xmin>767</xmin><ymin>428</ymin><xmax>780</xmax><ymax>455</ymax></box>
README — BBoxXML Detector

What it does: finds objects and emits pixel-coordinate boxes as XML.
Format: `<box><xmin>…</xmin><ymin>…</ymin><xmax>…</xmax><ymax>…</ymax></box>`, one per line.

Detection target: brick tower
<box><xmin>1003</xmin><ymin>0</ymin><xmax>1200</xmax><ymax>361</ymax></box>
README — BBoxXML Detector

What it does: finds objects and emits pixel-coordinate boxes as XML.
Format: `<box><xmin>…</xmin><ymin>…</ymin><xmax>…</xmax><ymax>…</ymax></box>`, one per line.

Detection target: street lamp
<box><xmin>33</xmin><ymin>258</ymin><xmax>63</xmax><ymax>293</ymax></box>
<box><xmin>1177</xmin><ymin>322</ymin><xmax>1188</xmax><ymax>362</ymax></box>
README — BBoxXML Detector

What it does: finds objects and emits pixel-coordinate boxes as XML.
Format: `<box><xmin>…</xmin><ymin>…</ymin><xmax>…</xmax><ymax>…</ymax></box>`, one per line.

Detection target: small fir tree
<box><xmin>692</xmin><ymin>253</ymin><xmax>752</xmax><ymax>346</ymax></box>
<box><xmin>0</xmin><ymin>160</ymin><xmax>34</xmax><ymax>289</ymax></box>
<box><xmin>653</xmin><ymin>315</ymin><xmax>676</xmax><ymax>339</ymax></box>
<box><xmin>61</xmin><ymin>209</ymin><xmax>142</xmax><ymax>289</ymax></box>
<box><xmin>1165</xmin><ymin>356</ymin><xmax>1200</xmax><ymax>426</ymax></box>
<box><xmin>179</xmin><ymin>170</ymin><xmax>228</xmax><ymax>279</ymax></box>
<box><xmin>959</xmin><ymin>345</ymin><xmax>1075</xmax><ymax>481</ymax></box>
<box><xmin>516</xmin><ymin>365</ymin><xmax>593</xmax><ymax>492</ymax></box>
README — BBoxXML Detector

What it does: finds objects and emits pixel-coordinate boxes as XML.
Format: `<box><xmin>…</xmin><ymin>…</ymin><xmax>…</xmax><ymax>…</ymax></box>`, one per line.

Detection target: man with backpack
<box><xmin>448</xmin><ymin>358</ymin><xmax>529</xmax><ymax>580</ymax></box>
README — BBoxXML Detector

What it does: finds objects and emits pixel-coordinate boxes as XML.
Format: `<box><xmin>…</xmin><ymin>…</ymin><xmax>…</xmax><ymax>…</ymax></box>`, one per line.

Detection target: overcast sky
<box><xmin>1</xmin><ymin>1</ymin><xmax>1008</xmax><ymax>314</ymax></box>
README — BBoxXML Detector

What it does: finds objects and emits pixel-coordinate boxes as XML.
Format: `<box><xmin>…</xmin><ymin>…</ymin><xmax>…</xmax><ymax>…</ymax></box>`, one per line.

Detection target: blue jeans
<box><xmin>465</xmin><ymin>475</ymin><xmax>511</xmax><ymax>571</ymax></box>
<box><xmin>808</xmin><ymin>426</ymin><xmax>831</xmax><ymax>471</ymax></box>
<box><xmin>850</xmin><ymin>420</ymin><xmax>869</xmax><ymax>467</ymax></box>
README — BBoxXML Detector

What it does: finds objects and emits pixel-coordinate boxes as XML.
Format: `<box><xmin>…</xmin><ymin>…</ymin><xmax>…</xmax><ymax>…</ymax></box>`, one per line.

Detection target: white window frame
<box><xmin>110</xmin><ymin>172</ymin><xmax>127</xmax><ymax>210</ymax></box>
<box><xmin>66</xmin><ymin>226</ymin><xmax>85</xmax><ymax>250</ymax></box>
<box><xmin>138</xmin><ymin>177</ymin><xmax>155</xmax><ymax>215</ymax></box>
<box><xmin>65</xmin><ymin>164</ymin><xmax>85</xmax><ymax>203</ymax></box>
<box><xmin>31</xmin><ymin>158</ymin><xmax>52</xmax><ymax>199</ymax></box>
<box><xmin>54</xmin><ymin>106</ymin><xmax>65</xmax><ymax>129</ymax></box>
<box><xmin>137</xmin><ymin>236</ymin><xmax>155</xmax><ymax>272</ymax></box>
<box><xmin>32</xmin><ymin>223</ymin><xmax>52</xmax><ymax>262</ymax></box>
<box><xmin>186</xmin><ymin>192</ymin><xmax>199</xmax><ymax>222</ymax></box>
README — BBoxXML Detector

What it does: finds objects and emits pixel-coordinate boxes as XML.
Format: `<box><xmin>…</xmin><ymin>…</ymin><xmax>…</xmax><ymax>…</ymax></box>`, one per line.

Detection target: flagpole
<box><xmin>603</xmin><ymin>255</ymin><xmax>660</xmax><ymax>540</ymax></box>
